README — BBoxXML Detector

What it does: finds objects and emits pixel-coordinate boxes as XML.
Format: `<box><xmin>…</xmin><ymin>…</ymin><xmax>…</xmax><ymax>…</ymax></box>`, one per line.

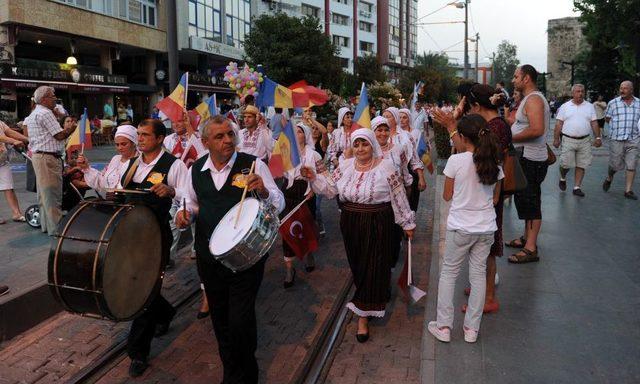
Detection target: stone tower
<box><xmin>547</xmin><ymin>17</ymin><xmax>587</xmax><ymax>99</ymax></box>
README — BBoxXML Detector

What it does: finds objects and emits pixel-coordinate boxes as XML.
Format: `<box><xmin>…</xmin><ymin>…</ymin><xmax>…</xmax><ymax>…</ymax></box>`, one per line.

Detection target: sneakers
<box><xmin>463</xmin><ymin>326</ymin><xmax>479</xmax><ymax>343</ymax></box>
<box><xmin>559</xmin><ymin>179</ymin><xmax>567</xmax><ymax>191</ymax></box>
<box><xmin>572</xmin><ymin>187</ymin><xmax>585</xmax><ymax>197</ymax></box>
<box><xmin>0</xmin><ymin>285</ymin><xmax>9</xmax><ymax>297</ymax></box>
<box><xmin>427</xmin><ymin>321</ymin><xmax>451</xmax><ymax>342</ymax></box>
<box><xmin>624</xmin><ymin>191</ymin><xmax>638</xmax><ymax>200</ymax></box>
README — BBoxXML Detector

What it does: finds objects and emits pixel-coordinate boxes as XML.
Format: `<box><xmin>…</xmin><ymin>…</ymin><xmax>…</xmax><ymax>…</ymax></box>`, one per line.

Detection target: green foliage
<box><xmin>573</xmin><ymin>0</ymin><xmax>640</xmax><ymax>98</ymax></box>
<box><xmin>493</xmin><ymin>41</ymin><xmax>520</xmax><ymax>91</ymax></box>
<box><xmin>243</xmin><ymin>13</ymin><xmax>343</xmax><ymax>92</ymax></box>
<box><xmin>354</xmin><ymin>54</ymin><xmax>387</xmax><ymax>85</ymax></box>
<box><xmin>398</xmin><ymin>52</ymin><xmax>458</xmax><ymax>103</ymax></box>
<box><xmin>433</xmin><ymin>122</ymin><xmax>452</xmax><ymax>160</ymax></box>
<box><xmin>368</xmin><ymin>81</ymin><xmax>403</xmax><ymax>109</ymax></box>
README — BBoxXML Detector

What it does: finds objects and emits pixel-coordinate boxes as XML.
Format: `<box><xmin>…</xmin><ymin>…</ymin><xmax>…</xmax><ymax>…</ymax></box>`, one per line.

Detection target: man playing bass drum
<box><xmin>176</xmin><ymin>115</ymin><xmax>284</xmax><ymax>384</ymax></box>
<box><xmin>120</xmin><ymin>119</ymin><xmax>189</xmax><ymax>377</ymax></box>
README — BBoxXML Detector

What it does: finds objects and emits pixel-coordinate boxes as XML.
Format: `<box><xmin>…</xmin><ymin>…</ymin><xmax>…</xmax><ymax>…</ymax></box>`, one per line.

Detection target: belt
<box><xmin>35</xmin><ymin>151</ymin><xmax>62</xmax><ymax>158</ymax></box>
<box><xmin>562</xmin><ymin>133</ymin><xmax>590</xmax><ymax>140</ymax></box>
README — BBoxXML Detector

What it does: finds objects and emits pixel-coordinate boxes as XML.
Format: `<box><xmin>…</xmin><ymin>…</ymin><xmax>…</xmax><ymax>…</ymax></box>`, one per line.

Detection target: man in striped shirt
<box><xmin>29</xmin><ymin>86</ymin><xmax>77</xmax><ymax>235</ymax></box>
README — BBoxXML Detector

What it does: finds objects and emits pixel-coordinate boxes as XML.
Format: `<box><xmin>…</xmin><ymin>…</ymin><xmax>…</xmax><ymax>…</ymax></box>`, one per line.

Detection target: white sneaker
<box><xmin>463</xmin><ymin>326</ymin><xmax>478</xmax><ymax>343</ymax></box>
<box><xmin>495</xmin><ymin>272</ymin><xmax>500</xmax><ymax>286</ymax></box>
<box><xmin>428</xmin><ymin>321</ymin><xmax>451</xmax><ymax>342</ymax></box>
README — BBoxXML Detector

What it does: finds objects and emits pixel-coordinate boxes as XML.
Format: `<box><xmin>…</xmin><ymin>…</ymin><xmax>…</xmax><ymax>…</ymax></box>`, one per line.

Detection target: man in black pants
<box><xmin>121</xmin><ymin>119</ymin><xmax>189</xmax><ymax>377</ymax></box>
<box><xmin>176</xmin><ymin>115</ymin><xmax>284</xmax><ymax>383</ymax></box>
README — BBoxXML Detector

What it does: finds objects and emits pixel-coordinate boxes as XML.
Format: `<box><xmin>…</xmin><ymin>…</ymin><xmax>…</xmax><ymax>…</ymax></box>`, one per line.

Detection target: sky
<box><xmin>416</xmin><ymin>0</ymin><xmax>580</xmax><ymax>72</ymax></box>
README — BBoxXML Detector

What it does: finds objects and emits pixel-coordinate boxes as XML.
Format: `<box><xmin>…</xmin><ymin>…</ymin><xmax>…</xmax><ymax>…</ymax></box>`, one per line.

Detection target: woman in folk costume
<box><xmin>77</xmin><ymin>125</ymin><xmax>139</xmax><ymax>195</ymax></box>
<box><xmin>281</xmin><ymin>122</ymin><xmax>324</xmax><ymax>288</ymax></box>
<box><xmin>371</xmin><ymin>116</ymin><xmax>414</xmax><ymax>191</ymax></box>
<box><xmin>399</xmin><ymin>108</ymin><xmax>427</xmax><ymax>211</ymax></box>
<box><xmin>327</xmin><ymin>107</ymin><xmax>354</xmax><ymax>166</ymax></box>
<box><xmin>301</xmin><ymin>128</ymin><xmax>415</xmax><ymax>343</ymax></box>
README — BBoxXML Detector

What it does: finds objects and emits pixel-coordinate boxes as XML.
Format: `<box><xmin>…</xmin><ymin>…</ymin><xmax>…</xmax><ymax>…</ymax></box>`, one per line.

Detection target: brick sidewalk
<box><xmin>323</xmin><ymin>181</ymin><xmax>435</xmax><ymax>384</ymax></box>
<box><xmin>0</xmin><ymin>250</ymin><xmax>199</xmax><ymax>384</ymax></box>
<box><xmin>93</xmin><ymin>198</ymin><xmax>351</xmax><ymax>383</ymax></box>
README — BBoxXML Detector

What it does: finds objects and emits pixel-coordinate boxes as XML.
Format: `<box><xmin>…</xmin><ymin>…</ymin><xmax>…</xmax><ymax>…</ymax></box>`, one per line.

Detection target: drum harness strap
<box><xmin>121</xmin><ymin>157</ymin><xmax>141</xmax><ymax>188</ymax></box>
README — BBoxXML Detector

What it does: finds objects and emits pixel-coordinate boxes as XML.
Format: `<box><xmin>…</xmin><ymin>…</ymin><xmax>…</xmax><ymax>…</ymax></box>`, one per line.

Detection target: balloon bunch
<box><xmin>224</xmin><ymin>62</ymin><xmax>263</xmax><ymax>100</ymax></box>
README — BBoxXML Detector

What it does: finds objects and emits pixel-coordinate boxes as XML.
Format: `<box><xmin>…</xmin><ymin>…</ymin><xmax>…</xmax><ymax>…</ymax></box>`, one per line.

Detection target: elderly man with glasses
<box><xmin>29</xmin><ymin>86</ymin><xmax>77</xmax><ymax>235</ymax></box>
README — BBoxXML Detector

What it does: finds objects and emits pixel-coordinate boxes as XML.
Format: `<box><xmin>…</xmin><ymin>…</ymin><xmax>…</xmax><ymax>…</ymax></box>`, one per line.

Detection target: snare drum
<box><xmin>48</xmin><ymin>200</ymin><xmax>164</xmax><ymax>321</ymax></box>
<box><xmin>209</xmin><ymin>198</ymin><xmax>279</xmax><ymax>272</ymax></box>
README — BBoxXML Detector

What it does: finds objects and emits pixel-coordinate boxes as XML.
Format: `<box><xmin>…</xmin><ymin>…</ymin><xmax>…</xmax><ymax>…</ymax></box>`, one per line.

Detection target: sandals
<box><xmin>12</xmin><ymin>215</ymin><xmax>26</xmax><ymax>222</ymax></box>
<box><xmin>508</xmin><ymin>248</ymin><xmax>539</xmax><ymax>264</ymax></box>
<box><xmin>0</xmin><ymin>218</ymin><xmax>5</xmax><ymax>225</ymax></box>
<box><xmin>505</xmin><ymin>236</ymin><xmax>526</xmax><ymax>248</ymax></box>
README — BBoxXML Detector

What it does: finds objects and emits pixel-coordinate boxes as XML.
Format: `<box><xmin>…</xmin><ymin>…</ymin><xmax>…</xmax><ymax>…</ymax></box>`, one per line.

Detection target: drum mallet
<box><xmin>234</xmin><ymin>160</ymin><xmax>256</xmax><ymax>229</ymax></box>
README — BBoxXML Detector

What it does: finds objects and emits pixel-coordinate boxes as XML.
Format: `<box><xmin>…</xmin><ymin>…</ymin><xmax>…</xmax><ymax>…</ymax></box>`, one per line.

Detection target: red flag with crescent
<box><xmin>278</xmin><ymin>203</ymin><xmax>319</xmax><ymax>260</ymax></box>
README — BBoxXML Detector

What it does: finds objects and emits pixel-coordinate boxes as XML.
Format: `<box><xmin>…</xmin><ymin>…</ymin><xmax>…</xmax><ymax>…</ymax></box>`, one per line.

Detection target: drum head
<box><xmin>102</xmin><ymin>205</ymin><xmax>163</xmax><ymax>319</ymax></box>
<box><xmin>210</xmin><ymin>198</ymin><xmax>260</xmax><ymax>256</ymax></box>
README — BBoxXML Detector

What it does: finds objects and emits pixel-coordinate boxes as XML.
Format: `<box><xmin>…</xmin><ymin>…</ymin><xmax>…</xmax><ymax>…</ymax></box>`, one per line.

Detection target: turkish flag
<box><xmin>187</xmin><ymin>109</ymin><xmax>201</xmax><ymax>131</ymax></box>
<box><xmin>278</xmin><ymin>203</ymin><xmax>319</xmax><ymax>260</ymax></box>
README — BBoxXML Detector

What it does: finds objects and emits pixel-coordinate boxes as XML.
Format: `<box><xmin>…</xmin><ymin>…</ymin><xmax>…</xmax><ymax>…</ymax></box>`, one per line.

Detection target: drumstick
<box><xmin>182</xmin><ymin>198</ymin><xmax>186</xmax><ymax>221</ymax></box>
<box><xmin>234</xmin><ymin>160</ymin><xmax>256</xmax><ymax>229</ymax></box>
<box><xmin>81</xmin><ymin>142</ymin><xmax>84</xmax><ymax>154</ymax></box>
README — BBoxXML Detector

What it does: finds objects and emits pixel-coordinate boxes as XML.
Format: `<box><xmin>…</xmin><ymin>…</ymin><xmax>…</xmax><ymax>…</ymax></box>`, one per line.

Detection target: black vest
<box><xmin>121</xmin><ymin>151</ymin><xmax>178</xmax><ymax>222</ymax></box>
<box><xmin>192</xmin><ymin>152</ymin><xmax>257</xmax><ymax>262</ymax></box>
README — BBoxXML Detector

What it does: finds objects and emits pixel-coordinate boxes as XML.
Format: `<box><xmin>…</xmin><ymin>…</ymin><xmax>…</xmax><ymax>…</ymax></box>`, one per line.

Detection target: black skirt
<box><xmin>281</xmin><ymin>179</ymin><xmax>316</xmax><ymax>259</ymax></box>
<box><xmin>340</xmin><ymin>201</ymin><xmax>394</xmax><ymax>317</ymax></box>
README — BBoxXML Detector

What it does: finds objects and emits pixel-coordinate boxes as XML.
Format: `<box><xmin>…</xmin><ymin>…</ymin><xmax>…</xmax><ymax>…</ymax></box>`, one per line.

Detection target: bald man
<box><xmin>603</xmin><ymin>81</ymin><xmax>640</xmax><ymax>199</ymax></box>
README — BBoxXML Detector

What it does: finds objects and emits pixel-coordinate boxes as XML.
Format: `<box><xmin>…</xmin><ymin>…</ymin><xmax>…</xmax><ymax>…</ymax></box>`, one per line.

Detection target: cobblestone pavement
<box><xmin>322</xmin><ymin>178</ymin><xmax>435</xmax><ymax>384</ymax></box>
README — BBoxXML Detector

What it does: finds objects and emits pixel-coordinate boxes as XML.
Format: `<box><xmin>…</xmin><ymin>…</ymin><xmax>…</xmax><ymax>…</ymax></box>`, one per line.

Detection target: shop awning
<box><xmin>1</xmin><ymin>78</ymin><xmax>129</xmax><ymax>93</ymax></box>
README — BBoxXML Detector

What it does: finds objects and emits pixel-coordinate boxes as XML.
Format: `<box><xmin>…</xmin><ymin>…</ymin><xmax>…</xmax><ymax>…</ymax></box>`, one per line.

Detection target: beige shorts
<box><xmin>609</xmin><ymin>137</ymin><xmax>639</xmax><ymax>171</ymax></box>
<box><xmin>560</xmin><ymin>136</ymin><xmax>592</xmax><ymax>169</ymax></box>
<box><xmin>0</xmin><ymin>163</ymin><xmax>13</xmax><ymax>190</ymax></box>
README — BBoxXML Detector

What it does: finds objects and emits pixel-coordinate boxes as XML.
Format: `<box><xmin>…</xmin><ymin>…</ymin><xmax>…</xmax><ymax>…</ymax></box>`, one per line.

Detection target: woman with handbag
<box><xmin>433</xmin><ymin>84</ymin><xmax>513</xmax><ymax>313</ymax></box>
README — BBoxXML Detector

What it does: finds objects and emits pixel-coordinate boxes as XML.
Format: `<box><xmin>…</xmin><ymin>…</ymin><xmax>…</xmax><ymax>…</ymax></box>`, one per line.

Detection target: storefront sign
<box><xmin>189</xmin><ymin>36</ymin><xmax>244</xmax><ymax>61</ymax></box>
<box><xmin>0</xmin><ymin>59</ymin><xmax>127</xmax><ymax>85</ymax></box>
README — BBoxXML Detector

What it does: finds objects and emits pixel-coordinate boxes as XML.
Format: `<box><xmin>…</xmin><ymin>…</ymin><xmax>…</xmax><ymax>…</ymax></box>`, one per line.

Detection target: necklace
<box><xmin>355</xmin><ymin>158</ymin><xmax>374</xmax><ymax>172</ymax></box>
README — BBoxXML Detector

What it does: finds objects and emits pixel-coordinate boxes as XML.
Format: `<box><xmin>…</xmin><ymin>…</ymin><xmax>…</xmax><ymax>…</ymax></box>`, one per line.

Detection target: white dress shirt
<box><xmin>557</xmin><ymin>100</ymin><xmax>597</xmax><ymax>137</ymax></box>
<box><xmin>119</xmin><ymin>150</ymin><xmax>188</xmax><ymax>204</ymax></box>
<box><xmin>180</xmin><ymin>151</ymin><xmax>285</xmax><ymax>217</ymax></box>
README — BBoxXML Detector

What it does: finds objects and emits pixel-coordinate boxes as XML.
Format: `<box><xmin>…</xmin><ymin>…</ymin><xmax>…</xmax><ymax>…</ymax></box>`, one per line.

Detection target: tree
<box><xmin>398</xmin><ymin>52</ymin><xmax>457</xmax><ymax>103</ymax></box>
<box><xmin>243</xmin><ymin>13</ymin><xmax>343</xmax><ymax>92</ymax></box>
<box><xmin>493</xmin><ymin>41</ymin><xmax>520</xmax><ymax>91</ymax></box>
<box><xmin>354</xmin><ymin>54</ymin><xmax>387</xmax><ymax>86</ymax></box>
<box><xmin>574</xmin><ymin>0</ymin><xmax>640</xmax><ymax>98</ymax></box>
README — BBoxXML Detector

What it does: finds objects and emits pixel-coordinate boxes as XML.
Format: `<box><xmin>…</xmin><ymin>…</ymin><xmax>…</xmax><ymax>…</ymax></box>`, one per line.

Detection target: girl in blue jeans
<box><xmin>428</xmin><ymin>114</ymin><xmax>503</xmax><ymax>343</ymax></box>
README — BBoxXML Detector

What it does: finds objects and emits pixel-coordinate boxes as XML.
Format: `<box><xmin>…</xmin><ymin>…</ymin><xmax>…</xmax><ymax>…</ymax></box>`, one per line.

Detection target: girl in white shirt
<box><xmin>428</xmin><ymin>114</ymin><xmax>504</xmax><ymax>344</ymax></box>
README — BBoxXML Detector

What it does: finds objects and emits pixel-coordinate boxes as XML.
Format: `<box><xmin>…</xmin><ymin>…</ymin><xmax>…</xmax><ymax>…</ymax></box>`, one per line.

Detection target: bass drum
<box><xmin>48</xmin><ymin>200</ymin><xmax>163</xmax><ymax>321</ymax></box>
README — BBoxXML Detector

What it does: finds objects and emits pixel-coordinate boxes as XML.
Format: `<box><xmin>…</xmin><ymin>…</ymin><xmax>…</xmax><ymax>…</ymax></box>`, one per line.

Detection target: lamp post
<box><xmin>453</xmin><ymin>1</ymin><xmax>469</xmax><ymax>79</ymax></box>
<box><xmin>468</xmin><ymin>33</ymin><xmax>479</xmax><ymax>82</ymax></box>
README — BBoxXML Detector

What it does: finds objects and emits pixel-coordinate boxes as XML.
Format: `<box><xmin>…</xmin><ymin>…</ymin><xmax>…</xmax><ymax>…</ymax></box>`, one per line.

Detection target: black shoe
<box><xmin>196</xmin><ymin>311</ymin><xmax>210</xmax><ymax>319</ymax></box>
<box><xmin>154</xmin><ymin>322</ymin><xmax>170</xmax><ymax>337</ymax></box>
<box><xmin>305</xmin><ymin>254</ymin><xmax>315</xmax><ymax>273</ymax></box>
<box><xmin>603</xmin><ymin>178</ymin><xmax>612</xmax><ymax>192</ymax></box>
<box><xmin>0</xmin><ymin>285</ymin><xmax>9</xmax><ymax>297</ymax></box>
<box><xmin>129</xmin><ymin>359</ymin><xmax>148</xmax><ymax>378</ymax></box>
<box><xmin>624</xmin><ymin>191</ymin><xmax>638</xmax><ymax>200</ymax></box>
<box><xmin>572</xmin><ymin>188</ymin><xmax>585</xmax><ymax>197</ymax></box>
<box><xmin>356</xmin><ymin>332</ymin><xmax>369</xmax><ymax>343</ymax></box>
<box><xmin>559</xmin><ymin>179</ymin><xmax>567</xmax><ymax>191</ymax></box>
<box><xmin>284</xmin><ymin>268</ymin><xmax>296</xmax><ymax>289</ymax></box>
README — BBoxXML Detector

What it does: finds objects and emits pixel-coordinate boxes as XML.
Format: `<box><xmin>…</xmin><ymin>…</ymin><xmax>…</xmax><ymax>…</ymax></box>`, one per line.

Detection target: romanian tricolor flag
<box><xmin>156</xmin><ymin>72</ymin><xmax>188</xmax><ymax>123</ymax></box>
<box><xmin>269</xmin><ymin>119</ymin><xmax>301</xmax><ymax>178</ymax></box>
<box><xmin>257</xmin><ymin>77</ymin><xmax>295</xmax><ymax>108</ymax></box>
<box><xmin>195</xmin><ymin>94</ymin><xmax>218</xmax><ymax>121</ymax></box>
<box><xmin>352</xmin><ymin>83</ymin><xmax>371</xmax><ymax>129</ymax></box>
<box><xmin>66</xmin><ymin>107</ymin><xmax>92</xmax><ymax>157</ymax></box>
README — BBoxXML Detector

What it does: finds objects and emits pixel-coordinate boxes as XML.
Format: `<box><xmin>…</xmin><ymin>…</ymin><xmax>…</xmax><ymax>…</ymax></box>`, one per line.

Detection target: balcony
<box><xmin>358</xmin><ymin>10</ymin><xmax>372</xmax><ymax>18</ymax></box>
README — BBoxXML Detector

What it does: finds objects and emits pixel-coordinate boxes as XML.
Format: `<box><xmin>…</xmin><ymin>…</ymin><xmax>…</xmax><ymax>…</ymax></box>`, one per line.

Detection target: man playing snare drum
<box><xmin>176</xmin><ymin>115</ymin><xmax>284</xmax><ymax>384</ymax></box>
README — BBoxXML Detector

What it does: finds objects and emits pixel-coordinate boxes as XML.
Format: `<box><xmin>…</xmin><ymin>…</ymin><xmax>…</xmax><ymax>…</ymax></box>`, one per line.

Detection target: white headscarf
<box><xmin>384</xmin><ymin>107</ymin><xmax>400</xmax><ymax>128</ymax></box>
<box><xmin>371</xmin><ymin>116</ymin><xmax>389</xmax><ymax>131</ymax></box>
<box><xmin>399</xmin><ymin>108</ymin><xmax>414</xmax><ymax>130</ymax></box>
<box><xmin>350</xmin><ymin>128</ymin><xmax>382</xmax><ymax>158</ymax></box>
<box><xmin>114</xmin><ymin>124</ymin><xmax>138</xmax><ymax>144</ymax></box>
<box><xmin>337</xmin><ymin>107</ymin><xmax>352</xmax><ymax>129</ymax></box>
<box><xmin>296</xmin><ymin>122</ymin><xmax>315</xmax><ymax>148</ymax></box>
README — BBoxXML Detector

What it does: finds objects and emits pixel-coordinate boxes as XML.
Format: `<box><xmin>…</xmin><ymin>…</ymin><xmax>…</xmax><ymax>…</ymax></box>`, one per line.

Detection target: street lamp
<box><xmin>453</xmin><ymin>1</ymin><xmax>470</xmax><ymax>79</ymax></box>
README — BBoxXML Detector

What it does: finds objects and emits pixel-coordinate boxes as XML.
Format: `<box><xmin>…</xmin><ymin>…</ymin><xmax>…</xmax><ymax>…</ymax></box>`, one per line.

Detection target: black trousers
<box><xmin>127</xmin><ymin>294</ymin><xmax>176</xmax><ymax>360</ymax></box>
<box><xmin>126</xmin><ymin>220</ymin><xmax>175</xmax><ymax>361</ymax></box>
<box><xmin>199</xmin><ymin>255</ymin><xmax>267</xmax><ymax>384</ymax></box>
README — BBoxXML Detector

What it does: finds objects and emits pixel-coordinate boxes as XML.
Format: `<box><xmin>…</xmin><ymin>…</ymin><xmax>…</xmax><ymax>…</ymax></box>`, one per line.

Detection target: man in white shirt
<box><xmin>29</xmin><ymin>86</ymin><xmax>77</xmax><ymax>235</ymax></box>
<box><xmin>176</xmin><ymin>115</ymin><xmax>283</xmax><ymax>384</ymax></box>
<box><xmin>237</xmin><ymin>105</ymin><xmax>274</xmax><ymax>161</ymax></box>
<box><xmin>553</xmin><ymin>84</ymin><xmax>602</xmax><ymax>196</ymax></box>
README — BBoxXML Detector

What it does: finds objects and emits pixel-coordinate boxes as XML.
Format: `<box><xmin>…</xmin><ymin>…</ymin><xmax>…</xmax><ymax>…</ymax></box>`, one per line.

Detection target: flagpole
<box><xmin>279</xmin><ymin>194</ymin><xmax>312</xmax><ymax>226</ymax></box>
<box><xmin>184</xmin><ymin>72</ymin><xmax>189</xmax><ymax>109</ymax></box>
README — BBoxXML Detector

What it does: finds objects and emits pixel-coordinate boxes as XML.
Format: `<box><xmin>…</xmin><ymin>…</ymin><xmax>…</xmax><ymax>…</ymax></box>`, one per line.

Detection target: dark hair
<box><xmin>457</xmin><ymin>114</ymin><xmax>501</xmax><ymax>185</ymax></box>
<box><xmin>497</xmin><ymin>81</ymin><xmax>505</xmax><ymax>87</ymax></box>
<box><xmin>244</xmin><ymin>94</ymin><xmax>255</xmax><ymax>105</ymax></box>
<box><xmin>274</xmin><ymin>107</ymin><xmax>283</xmax><ymax>114</ymax></box>
<box><xmin>467</xmin><ymin>84</ymin><xmax>506</xmax><ymax>111</ymax></box>
<box><xmin>519</xmin><ymin>64</ymin><xmax>538</xmax><ymax>84</ymax></box>
<box><xmin>457</xmin><ymin>81</ymin><xmax>476</xmax><ymax>97</ymax></box>
<box><xmin>139</xmin><ymin>118</ymin><xmax>166</xmax><ymax>139</ymax></box>
<box><xmin>59</xmin><ymin>115</ymin><xmax>77</xmax><ymax>127</ymax></box>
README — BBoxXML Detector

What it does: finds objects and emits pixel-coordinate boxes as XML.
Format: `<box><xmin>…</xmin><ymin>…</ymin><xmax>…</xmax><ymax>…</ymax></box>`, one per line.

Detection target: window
<box><xmin>301</xmin><ymin>4</ymin><xmax>320</xmax><ymax>18</ymax></box>
<box><xmin>332</xmin><ymin>13</ymin><xmax>349</xmax><ymax>26</ymax></box>
<box><xmin>56</xmin><ymin>0</ymin><xmax>158</xmax><ymax>27</ymax></box>
<box><xmin>332</xmin><ymin>35</ymin><xmax>349</xmax><ymax>48</ymax></box>
<box><xmin>333</xmin><ymin>0</ymin><xmax>348</xmax><ymax>4</ymax></box>
<box><xmin>359</xmin><ymin>21</ymin><xmax>372</xmax><ymax>32</ymax></box>
<box><xmin>359</xmin><ymin>41</ymin><xmax>373</xmax><ymax>52</ymax></box>
<box><xmin>225</xmin><ymin>0</ymin><xmax>251</xmax><ymax>47</ymax></box>
<box><xmin>189</xmin><ymin>0</ymin><xmax>223</xmax><ymax>40</ymax></box>
<box><xmin>358</xmin><ymin>1</ymin><xmax>373</xmax><ymax>13</ymax></box>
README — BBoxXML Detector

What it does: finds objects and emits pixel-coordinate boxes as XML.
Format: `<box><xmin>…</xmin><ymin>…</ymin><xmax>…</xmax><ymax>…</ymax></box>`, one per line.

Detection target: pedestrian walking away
<box><xmin>553</xmin><ymin>84</ymin><xmax>602</xmax><ymax>197</ymax></box>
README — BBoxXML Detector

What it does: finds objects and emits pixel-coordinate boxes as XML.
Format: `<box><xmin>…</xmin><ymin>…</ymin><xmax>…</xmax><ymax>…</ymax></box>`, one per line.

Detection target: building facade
<box><xmin>547</xmin><ymin>17</ymin><xmax>587</xmax><ymax>98</ymax></box>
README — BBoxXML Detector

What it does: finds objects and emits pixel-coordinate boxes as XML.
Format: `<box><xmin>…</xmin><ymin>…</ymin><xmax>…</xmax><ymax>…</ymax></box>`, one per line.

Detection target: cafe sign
<box><xmin>189</xmin><ymin>36</ymin><xmax>244</xmax><ymax>61</ymax></box>
<box><xmin>0</xmin><ymin>58</ymin><xmax>127</xmax><ymax>85</ymax></box>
